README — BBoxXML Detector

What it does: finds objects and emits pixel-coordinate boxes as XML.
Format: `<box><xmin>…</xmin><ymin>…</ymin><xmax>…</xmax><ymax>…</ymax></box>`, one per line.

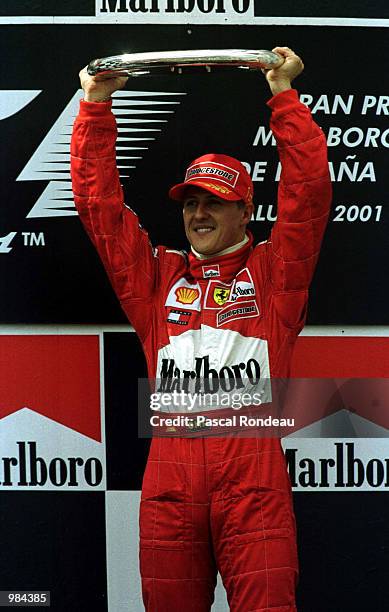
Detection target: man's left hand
<box><xmin>263</xmin><ymin>47</ymin><xmax>304</xmax><ymax>96</ymax></box>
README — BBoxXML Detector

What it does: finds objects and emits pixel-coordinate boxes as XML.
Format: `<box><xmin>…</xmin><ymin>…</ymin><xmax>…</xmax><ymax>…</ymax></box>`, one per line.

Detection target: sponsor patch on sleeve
<box><xmin>230</xmin><ymin>268</ymin><xmax>256</xmax><ymax>302</ymax></box>
<box><xmin>217</xmin><ymin>300</ymin><xmax>259</xmax><ymax>327</ymax></box>
<box><xmin>165</xmin><ymin>279</ymin><xmax>202</xmax><ymax>311</ymax></box>
<box><xmin>204</xmin><ymin>280</ymin><xmax>232</xmax><ymax>310</ymax></box>
<box><xmin>202</xmin><ymin>264</ymin><xmax>220</xmax><ymax>279</ymax></box>
<box><xmin>213</xmin><ymin>287</ymin><xmax>231</xmax><ymax>306</ymax></box>
<box><xmin>167</xmin><ymin>309</ymin><xmax>192</xmax><ymax>326</ymax></box>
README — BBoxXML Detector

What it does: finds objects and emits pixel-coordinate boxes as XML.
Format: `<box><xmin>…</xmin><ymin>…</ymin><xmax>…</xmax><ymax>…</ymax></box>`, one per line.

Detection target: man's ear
<box><xmin>242</xmin><ymin>201</ymin><xmax>254</xmax><ymax>224</ymax></box>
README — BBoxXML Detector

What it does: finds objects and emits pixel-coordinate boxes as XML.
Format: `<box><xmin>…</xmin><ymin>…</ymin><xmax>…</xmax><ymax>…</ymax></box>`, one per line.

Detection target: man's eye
<box><xmin>184</xmin><ymin>200</ymin><xmax>196</xmax><ymax>209</ymax></box>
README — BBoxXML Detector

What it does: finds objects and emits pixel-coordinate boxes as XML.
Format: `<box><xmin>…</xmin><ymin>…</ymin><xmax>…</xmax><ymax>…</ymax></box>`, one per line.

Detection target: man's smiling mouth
<box><xmin>193</xmin><ymin>226</ymin><xmax>215</xmax><ymax>234</ymax></box>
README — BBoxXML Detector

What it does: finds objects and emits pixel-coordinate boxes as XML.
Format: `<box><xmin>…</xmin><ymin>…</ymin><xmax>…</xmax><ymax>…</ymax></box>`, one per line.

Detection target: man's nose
<box><xmin>193</xmin><ymin>201</ymin><xmax>210</xmax><ymax>218</ymax></box>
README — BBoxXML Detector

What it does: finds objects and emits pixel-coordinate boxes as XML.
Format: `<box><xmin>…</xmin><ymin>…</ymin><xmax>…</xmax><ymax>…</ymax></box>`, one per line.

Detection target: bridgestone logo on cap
<box><xmin>185</xmin><ymin>162</ymin><xmax>239</xmax><ymax>188</ymax></box>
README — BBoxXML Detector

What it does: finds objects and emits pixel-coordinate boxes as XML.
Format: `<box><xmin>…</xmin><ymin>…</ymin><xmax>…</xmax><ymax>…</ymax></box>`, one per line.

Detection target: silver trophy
<box><xmin>87</xmin><ymin>49</ymin><xmax>283</xmax><ymax>79</ymax></box>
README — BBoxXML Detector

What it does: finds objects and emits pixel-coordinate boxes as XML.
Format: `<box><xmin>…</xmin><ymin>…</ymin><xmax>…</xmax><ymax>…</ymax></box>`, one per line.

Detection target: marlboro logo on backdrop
<box><xmin>0</xmin><ymin>334</ymin><xmax>105</xmax><ymax>490</ymax></box>
<box><xmin>0</xmin><ymin>335</ymin><xmax>101</xmax><ymax>441</ymax></box>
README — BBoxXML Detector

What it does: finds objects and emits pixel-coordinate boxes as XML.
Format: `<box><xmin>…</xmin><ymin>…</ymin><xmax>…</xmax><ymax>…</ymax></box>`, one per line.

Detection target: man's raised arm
<box><xmin>70</xmin><ymin>69</ymin><xmax>159</xmax><ymax>339</ymax></box>
<box><xmin>262</xmin><ymin>47</ymin><xmax>332</xmax><ymax>329</ymax></box>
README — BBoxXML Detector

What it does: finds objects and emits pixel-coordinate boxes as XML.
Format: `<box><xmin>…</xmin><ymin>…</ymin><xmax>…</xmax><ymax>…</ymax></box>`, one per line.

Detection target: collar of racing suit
<box><xmin>191</xmin><ymin>233</ymin><xmax>249</xmax><ymax>260</ymax></box>
<box><xmin>188</xmin><ymin>231</ymin><xmax>254</xmax><ymax>282</ymax></box>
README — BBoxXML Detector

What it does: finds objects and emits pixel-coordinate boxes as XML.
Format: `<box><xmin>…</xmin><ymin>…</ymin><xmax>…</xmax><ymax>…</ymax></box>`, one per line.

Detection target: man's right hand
<box><xmin>79</xmin><ymin>66</ymin><xmax>129</xmax><ymax>103</ymax></box>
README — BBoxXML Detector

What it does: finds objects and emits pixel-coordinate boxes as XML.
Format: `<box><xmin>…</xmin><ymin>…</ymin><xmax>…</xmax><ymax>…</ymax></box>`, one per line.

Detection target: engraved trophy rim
<box><xmin>87</xmin><ymin>49</ymin><xmax>283</xmax><ymax>78</ymax></box>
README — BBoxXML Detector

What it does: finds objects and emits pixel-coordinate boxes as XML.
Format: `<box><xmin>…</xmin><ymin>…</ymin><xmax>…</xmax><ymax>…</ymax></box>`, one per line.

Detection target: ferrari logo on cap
<box><xmin>213</xmin><ymin>287</ymin><xmax>230</xmax><ymax>306</ymax></box>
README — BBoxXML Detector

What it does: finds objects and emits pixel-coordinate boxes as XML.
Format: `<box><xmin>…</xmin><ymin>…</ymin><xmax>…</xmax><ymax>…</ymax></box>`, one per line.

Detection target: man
<box><xmin>71</xmin><ymin>47</ymin><xmax>331</xmax><ymax>611</ymax></box>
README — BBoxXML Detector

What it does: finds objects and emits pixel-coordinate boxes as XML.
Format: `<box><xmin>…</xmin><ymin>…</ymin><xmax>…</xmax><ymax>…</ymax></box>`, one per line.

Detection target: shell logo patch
<box><xmin>175</xmin><ymin>287</ymin><xmax>200</xmax><ymax>305</ymax></box>
<box><xmin>213</xmin><ymin>287</ymin><xmax>231</xmax><ymax>306</ymax></box>
<box><xmin>165</xmin><ymin>279</ymin><xmax>202</xmax><ymax>311</ymax></box>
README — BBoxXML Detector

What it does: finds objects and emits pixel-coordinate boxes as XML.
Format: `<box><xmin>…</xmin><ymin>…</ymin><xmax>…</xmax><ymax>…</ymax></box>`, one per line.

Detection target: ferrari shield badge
<box><xmin>213</xmin><ymin>287</ymin><xmax>230</xmax><ymax>306</ymax></box>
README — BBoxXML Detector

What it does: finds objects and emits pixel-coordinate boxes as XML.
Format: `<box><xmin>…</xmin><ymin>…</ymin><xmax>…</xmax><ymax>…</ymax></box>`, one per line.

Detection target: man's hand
<box><xmin>263</xmin><ymin>47</ymin><xmax>304</xmax><ymax>96</ymax></box>
<box><xmin>79</xmin><ymin>66</ymin><xmax>129</xmax><ymax>103</ymax></box>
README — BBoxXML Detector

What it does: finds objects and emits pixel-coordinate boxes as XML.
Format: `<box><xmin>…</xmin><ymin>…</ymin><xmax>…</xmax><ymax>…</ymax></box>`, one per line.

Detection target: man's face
<box><xmin>182</xmin><ymin>187</ymin><xmax>253</xmax><ymax>256</ymax></box>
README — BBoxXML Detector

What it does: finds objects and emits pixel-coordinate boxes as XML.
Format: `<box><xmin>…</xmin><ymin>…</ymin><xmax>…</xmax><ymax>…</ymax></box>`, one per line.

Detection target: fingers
<box><xmin>274</xmin><ymin>47</ymin><xmax>303</xmax><ymax>66</ymax></box>
<box><xmin>79</xmin><ymin>66</ymin><xmax>128</xmax><ymax>85</ymax></box>
<box><xmin>92</xmin><ymin>71</ymin><xmax>130</xmax><ymax>83</ymax></box>
<box><xmin>262</xmin><ymin>46</ymin><xmax>304</xmax><ymax>95</ymax></box>
<box><xmin>78</xmin><ymin>64</ymin><xmax>129</xmax><ymax>102</ymax></box>
<box><xmin>268</xmin><ymin>46</ymin><xmax>304</xmax><ymax>78</ymax></box>
<box><xmin>272</xmin><ymin>46</ymin><xmax>296</xmax><ymax>57</ymax></box>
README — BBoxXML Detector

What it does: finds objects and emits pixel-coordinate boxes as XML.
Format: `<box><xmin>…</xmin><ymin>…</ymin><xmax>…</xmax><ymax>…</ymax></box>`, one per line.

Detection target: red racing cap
<box><xmin>169</xmin><ymin>153</ymin><xmax>253</xmax><ymax>204</ymax></box>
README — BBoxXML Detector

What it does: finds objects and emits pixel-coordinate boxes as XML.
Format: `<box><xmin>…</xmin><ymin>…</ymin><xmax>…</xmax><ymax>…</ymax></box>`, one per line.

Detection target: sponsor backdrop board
<box><xmin>0</xmin><ymin>22</ymin><xmax>388</xmax><ymax>324</ymax></box>
<box><xmin>0</xmin><ymin>2</ymin><xmax>388</xmax><ymax>611</ymax></box>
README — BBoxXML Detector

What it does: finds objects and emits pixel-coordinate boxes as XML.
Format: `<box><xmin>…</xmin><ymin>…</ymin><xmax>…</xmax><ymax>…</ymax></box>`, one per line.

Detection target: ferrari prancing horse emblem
<box><xmin>213</xmin><ymin>287</ymin><xmax>230</xmax><ymax>306</ymax></box>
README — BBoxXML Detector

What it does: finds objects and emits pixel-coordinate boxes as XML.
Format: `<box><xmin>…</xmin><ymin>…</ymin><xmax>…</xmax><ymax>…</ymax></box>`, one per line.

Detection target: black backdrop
<box><xmin>0</xmin><ymin>24</ymin><xmax>388</xmax><ymax>324</ymax></box>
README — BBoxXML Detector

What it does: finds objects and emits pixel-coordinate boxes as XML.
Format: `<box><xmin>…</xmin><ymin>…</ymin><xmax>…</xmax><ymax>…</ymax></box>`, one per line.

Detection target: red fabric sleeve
<box><xmin>70</xmin><ymin>99</ymin><xmax>159</xmax><ymax>339</ymax></box>
<box><xmin>265</xmin><ymin>89</ymin><xmax>332</xmax><ymax>330</ymax></box>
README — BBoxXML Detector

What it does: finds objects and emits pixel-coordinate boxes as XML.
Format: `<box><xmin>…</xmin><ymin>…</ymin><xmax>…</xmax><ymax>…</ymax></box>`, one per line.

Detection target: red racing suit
<box><xmin>71</xmin><ymin>89</ymin><xmax>331</xmax><ymax>612</ymax></box>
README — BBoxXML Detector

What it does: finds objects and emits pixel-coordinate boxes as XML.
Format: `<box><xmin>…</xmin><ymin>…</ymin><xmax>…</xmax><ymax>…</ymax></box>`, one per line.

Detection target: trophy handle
<box><xmin>87</xmin><ymin>49</ymin><xmax>284</xmax><ymax>79</ymax></box>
